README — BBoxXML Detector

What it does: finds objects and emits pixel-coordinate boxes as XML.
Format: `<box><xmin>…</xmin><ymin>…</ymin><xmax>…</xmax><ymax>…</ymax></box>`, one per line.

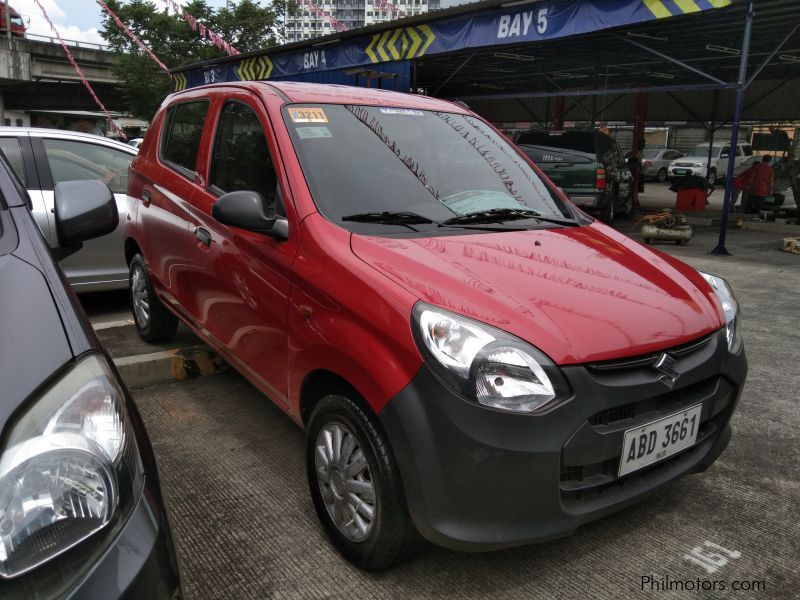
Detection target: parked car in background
<box><xmin>669</xmin><ymin>142</ymin><xmax>753</xmax><ymax>184</ymax></box>
<box><xmin>516</xmin><ymin>129</ymin><xmax>632</xmax><ymax>224</ymax></box>
<box><xmin>641</xmin><ymin>148</ymin><xmax>683</xmax><ymax>182</ymax></box>
<box><xmin>732</xmin><ymin>154</ymin><xmax>761</xmax><ymax>177</ymax></box>
<box><xmin>0</xmin><ymin>127</ymin><xmax>136</xmax><ymax>291</ymax></box>
<box><xmin>0</xmin><ymin>156</ymin><xmax>180</xmax><ymax>597</ymax></box>
<box><xmin>125</xmin><ymin>82</ymin><xmax>747</xmax><ymax>570</ymax></box>
<box><xmin>128</xmin><ymin>137</ymin><xmax>144</xmax><ymax>149</ymax></box>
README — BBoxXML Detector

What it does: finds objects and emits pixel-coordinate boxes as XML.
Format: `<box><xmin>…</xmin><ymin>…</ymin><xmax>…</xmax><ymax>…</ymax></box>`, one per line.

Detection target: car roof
<box><xmin>171</xmin><ymin>81</ymin><xmax>469</xmax><ymax>113</ymax></box>
<box><xmin>0</xmin><ymin>127</ymin><xmax>136</xmax><ymax>151</ymax></box>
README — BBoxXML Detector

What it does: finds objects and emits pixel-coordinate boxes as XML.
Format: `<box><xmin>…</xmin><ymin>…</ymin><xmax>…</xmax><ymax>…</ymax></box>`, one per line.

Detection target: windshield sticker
<box><xmin>379</xmin><ymin>108</ymin><xmax>424</xmax><ymax>117</ymax></box>
<box><xmin>289</xmin><ymin>108</ymin><xmax>328</xmax><ymax>123</ymax></box>
<box><xmin>296</xmin><ymin>126</ymin><xmax>332</xmax><ymax>139</ymax></box>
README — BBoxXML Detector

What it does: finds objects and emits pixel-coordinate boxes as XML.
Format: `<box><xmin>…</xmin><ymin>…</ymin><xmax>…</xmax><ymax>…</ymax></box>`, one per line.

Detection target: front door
<box><xmin>185</xmin><ymin>94</ymin><xmax>297</xmax><ymax>405</ymax></box>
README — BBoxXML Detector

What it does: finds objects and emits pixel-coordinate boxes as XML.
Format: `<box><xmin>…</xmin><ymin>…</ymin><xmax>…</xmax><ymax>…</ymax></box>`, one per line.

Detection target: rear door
<box><xmin>32</xmin><ymin>134</ymin><xmax>135</xmax><ymax>290</ymax></box>
<box><xmin>184</xmin><ymin>90</ymin><xmax>298</xmax><ymax>404</ymax></box>
<box><xmin>133</xmin><ymin>98</ymin><xmax>211</xmax><ymax>312</ymax></box>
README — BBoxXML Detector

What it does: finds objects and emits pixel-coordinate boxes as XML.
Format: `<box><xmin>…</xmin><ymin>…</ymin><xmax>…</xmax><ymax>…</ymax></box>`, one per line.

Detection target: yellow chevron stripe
<box><xmin>673</xmin><ymin>0</ymin><xmax>701</xmax><ymax>13</ymax></box>
<box><xmin>365</xmin><ymin>33</ymin><xmax>380</xmax><ymax>63</ymax></box>
<box><xmin>406</xmin><ymin>26</ymin><xmax>423</xmax><ymax>58</ymax></box>
<box><xmin>376</xmin><ymin>30</ymin><xmax>392</xmax><ymax>62</ymax></box>
<box><xmin>387</xmin><ymin>28</ymin><xmax>403</xmax><ymax>60</ymax></box>
<box><xmin>708</xmin><ymin>0</ymin><xmax>731</xmax><ymax>6</ymax></box>
<box><xmin>264</xmin><ymin>56</ymin><xmax>273</xmax><ymax>79</ymax></box>
<box><xmin>400</xmin><ymin>30</ymin><xmax>409</xmax><ymax>58</ymax></box>
<box><xmin>643</xmin><ymin>0</ymin><xmax>671</xmax><ymax>18</ymax></box>
<box><xmin>418</xmin><ymin>23</ymin><xmax>435</xmax><ymax>56</ymax></box>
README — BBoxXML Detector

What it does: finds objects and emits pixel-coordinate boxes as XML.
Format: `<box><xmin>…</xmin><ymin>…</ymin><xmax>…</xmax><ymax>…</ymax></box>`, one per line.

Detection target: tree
<box><xmin>100</xmin><ymin>0</ymin><xmax>290</xmax><ymax>119</ymax></box>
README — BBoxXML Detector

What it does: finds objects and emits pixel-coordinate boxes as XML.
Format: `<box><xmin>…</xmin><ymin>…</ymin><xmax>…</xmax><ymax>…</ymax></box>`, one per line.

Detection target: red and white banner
<box><xmin>160</xmin><ymin>0</ymin><xmax>239</xmax><ymax>56</ymax></box>
<box><xmin>372</xmin><ymin>0</ymin><xmax>406</xmax><ymax>19</ymax></box>
<box><xmin>295</xmin><ymin>0</ymin><xmax>348</xmax><ymax>33</ymax></box>
<box><xmin>97</xmin><ymin>0</ymin><xmax>172</xmax><ymax>76</ymax></box>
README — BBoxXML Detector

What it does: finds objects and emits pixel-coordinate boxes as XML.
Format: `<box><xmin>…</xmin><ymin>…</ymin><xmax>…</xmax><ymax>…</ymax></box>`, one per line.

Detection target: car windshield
<box><xmin>686</xmin><ymin>145</ymin><xmax>717</xmax><ymax>158</ymax></box>
<box><xmin>283</xmin><ymin>105</ymin><xmax>574</xmax><ymax>234</ymax></box>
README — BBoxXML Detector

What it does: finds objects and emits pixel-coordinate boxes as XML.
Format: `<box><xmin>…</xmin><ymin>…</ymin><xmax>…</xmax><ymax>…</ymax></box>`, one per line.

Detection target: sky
<box><xmin>13</xmin><ymin>0</ymin><xmax>233</xmax><ymax>46</ymax></box>
<box><xmin>13</xmin><ymin>0</ymin><xmax>463</xmax><ymax>46</ymax></box>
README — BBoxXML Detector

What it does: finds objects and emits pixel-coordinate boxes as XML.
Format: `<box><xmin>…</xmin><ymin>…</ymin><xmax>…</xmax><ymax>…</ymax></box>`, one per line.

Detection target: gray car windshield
<box><xmin>282</xmin><ymin>104</ymin><xmax>574</xmax><ymax>234</ymax></box>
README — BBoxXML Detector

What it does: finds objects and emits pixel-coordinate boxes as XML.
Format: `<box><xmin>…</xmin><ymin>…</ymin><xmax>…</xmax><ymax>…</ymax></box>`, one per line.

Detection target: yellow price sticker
<box><xmin>289</xmin><ymin>107</ymin><xmax>328</xmax><ymax>123</ymax></box>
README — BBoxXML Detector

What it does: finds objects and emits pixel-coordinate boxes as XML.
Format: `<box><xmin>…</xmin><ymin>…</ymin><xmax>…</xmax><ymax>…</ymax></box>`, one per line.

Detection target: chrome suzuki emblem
<box><xmin>653</xmin><ymin>353</ymin><xmax>679</xmax><ymax>388</ymax></box>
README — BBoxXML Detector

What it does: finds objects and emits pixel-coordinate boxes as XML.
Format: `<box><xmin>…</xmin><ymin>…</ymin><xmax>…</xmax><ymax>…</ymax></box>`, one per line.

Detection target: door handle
<box><xmin>142</xmin><ymin>189</ymin><xmax>151</xmax><ymax>207</ymax></box>
<box><xmin>194</xmin><ymin>227</ymin><xmax>211</xmax><ymax>246</ymax></box>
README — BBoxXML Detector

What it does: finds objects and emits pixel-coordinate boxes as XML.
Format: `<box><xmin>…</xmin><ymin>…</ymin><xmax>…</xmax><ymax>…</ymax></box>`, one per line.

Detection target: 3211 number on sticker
<box><xmin>289</xmin><ymin>108</ymin><xmax>328</xmax><ymax>123</ymax></box>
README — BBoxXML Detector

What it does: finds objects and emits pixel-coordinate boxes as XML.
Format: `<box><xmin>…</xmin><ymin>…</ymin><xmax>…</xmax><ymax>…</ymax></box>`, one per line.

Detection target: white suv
<box><xmin>669</xmin><ymin>143</ymin><xmax>753</xmax><ymax>184</ymax></box>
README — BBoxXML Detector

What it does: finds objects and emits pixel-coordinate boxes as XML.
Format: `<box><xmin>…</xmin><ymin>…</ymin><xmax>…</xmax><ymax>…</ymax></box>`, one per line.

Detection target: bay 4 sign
<box><xmin>178</xmin><ymin>0</ymin><xmax>731</xmax><ymax>90</ymax></box>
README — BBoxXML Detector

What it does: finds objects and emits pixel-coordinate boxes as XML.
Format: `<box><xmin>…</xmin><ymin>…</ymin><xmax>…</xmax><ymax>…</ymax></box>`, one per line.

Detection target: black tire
<box><xmin>657</xmin><ymin>168</ymin><xmax>668</xmax><ymax>182</ymax></box>
<box><xmin>599</xmin><ymin>195</ymin><xmax>615</xmax><ymax>225</ymax></box>
<box><xmin>307</xmin><ymin>394</ymin><xmax>421</xmax><ymax>570</ymax></box>
<box><xmin>707</xmin><ymin>168</ymin><xmax>717</xmax><ymax>185</ymax></box>
<box><xmin>617</xmin><ymin>191</ymin><xmax>634</xmax><ymax>219</ymax></box>
<box><xmin>129</xmin><ymin>254</ymin><xmax>178</xmax><ymax>343</ymax></box>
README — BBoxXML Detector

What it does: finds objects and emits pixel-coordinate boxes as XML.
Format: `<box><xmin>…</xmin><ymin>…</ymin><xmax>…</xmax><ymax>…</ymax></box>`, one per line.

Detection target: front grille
<box><xmin>560</xmin><ymin>375</ymin><xmax>735</xmax><ymax>506</ymax></box>
<box><xmin>587</xmin><ymin>334</ymin><xmax>712</xmax><ymax>373</ymax></box>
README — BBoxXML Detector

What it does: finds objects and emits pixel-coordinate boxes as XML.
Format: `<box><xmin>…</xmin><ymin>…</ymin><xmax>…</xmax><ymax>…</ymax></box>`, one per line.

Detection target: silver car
<box><xmin>0</xmin><ymin>127</ymin><xmax>136</xmax><ymax>292</ymax></box>
<box><xmin>641</xmin><ymin>148</ymin><xmax>683</xmax><ymax>182</ymax></box>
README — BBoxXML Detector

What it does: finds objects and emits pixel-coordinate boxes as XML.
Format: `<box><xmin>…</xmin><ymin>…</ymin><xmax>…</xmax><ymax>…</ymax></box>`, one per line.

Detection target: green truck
<box><xmin>516</xmin><ymin>129</ymin><xmax>633</xmax><ymax>224</ymax></box>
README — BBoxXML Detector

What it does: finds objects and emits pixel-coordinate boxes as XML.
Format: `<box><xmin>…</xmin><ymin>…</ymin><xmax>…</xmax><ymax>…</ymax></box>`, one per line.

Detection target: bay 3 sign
<box><xmin>497</xmin><ymin>7</ymin><xmax>548</xmax><ymax>39</ymax></box>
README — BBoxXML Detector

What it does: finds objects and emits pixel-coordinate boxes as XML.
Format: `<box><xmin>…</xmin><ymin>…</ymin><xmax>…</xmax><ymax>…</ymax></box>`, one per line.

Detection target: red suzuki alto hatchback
<box><xmin>124</xmin><ymin>82</ymin><xmax>747</xmax><ymax>569</ymax></box>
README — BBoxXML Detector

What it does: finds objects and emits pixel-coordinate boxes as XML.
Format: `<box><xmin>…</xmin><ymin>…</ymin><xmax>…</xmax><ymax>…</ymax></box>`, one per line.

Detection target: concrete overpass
<box><xmin>0</xmin><ymin>36</ymin><xmax>121</xmax><ymax>122</ymax></box>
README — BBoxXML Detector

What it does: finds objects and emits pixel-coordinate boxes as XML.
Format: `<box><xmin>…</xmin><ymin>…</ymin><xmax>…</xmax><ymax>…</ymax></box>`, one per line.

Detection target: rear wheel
<box><xmin>129</xmin><ymin>254</ymin><xmax>178</xmax><ymax>343</ymax></box>
<box><xmin>657</xmin><ymin>168</ymin><xmax>668</xmax><ymax>182</ymax></box>
<box><xmin>307</xmin><ymin>394</ymin><xmax>420</xmax><ymax>570</ymax></box>
<box><xmin>599</xmin><ymin>195</ymin><xmax>615</xmax><ymax>225</ymax></box>
<box><xmin>617</xmin><ymin>191</ymin><xmax>634</xmax><ymax>219</ymax></box>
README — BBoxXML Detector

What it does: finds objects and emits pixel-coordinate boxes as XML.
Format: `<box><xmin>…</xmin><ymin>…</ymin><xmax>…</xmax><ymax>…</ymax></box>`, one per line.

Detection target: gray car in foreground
<box><xmin>0</xmin><ymin>127</ymin><xmax>136</xmax><ymax>292</ymax></box>
<box><xmin>0</xmin><ymin>156</ymin><xmax>180</xmax><ymax>597</ymax></box>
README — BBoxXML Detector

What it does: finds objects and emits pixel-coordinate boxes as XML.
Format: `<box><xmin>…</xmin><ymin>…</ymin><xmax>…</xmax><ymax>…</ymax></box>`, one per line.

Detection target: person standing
<box><xmin>741</xmin><ymin>156</ymin><xmax>776</xmax><ymax>213</ymax></box>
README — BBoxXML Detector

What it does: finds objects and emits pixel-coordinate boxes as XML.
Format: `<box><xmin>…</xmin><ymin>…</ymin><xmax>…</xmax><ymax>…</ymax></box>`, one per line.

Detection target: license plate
<box><xmin>618</xmin><ymin>404</ymin><xmax>703</xmax><ymax>476</ymax></box>
<box><xmin>675</xmin><ymin>169</ymin><xmax>690</xmax><ymax>175</ymax></box>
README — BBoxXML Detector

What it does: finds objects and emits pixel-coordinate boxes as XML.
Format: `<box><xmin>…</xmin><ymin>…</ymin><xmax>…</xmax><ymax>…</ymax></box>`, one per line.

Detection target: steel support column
<box><xmin>712</xmin><ymin>0</ymin><xmax>754</xmax><ymax>256</ymax></box>
<box><xmin>631</xmin><ymin>92</ymin><xmax>647</xmax><ymax>207</ymax></box>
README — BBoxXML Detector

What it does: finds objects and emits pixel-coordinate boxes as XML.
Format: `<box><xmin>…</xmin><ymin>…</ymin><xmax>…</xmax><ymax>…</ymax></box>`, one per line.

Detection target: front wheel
<box><xmin>599</xmin><ymin>196</ymin><xmax>615</xmax><ymax>225</ymax></box>
<box><xmin>307</xmin><ymin>395</ymin><xmax>420</xmax><ymax>570</ymax></box>
<box><xmin>707</xmin><ymin>168</ymin><xmax>717</xmax><ymax>185</ymax></box>
<box><xmin>129</xmin><ymin>254</ymin><xmax>178</xmax><ymax>343</ymax></box>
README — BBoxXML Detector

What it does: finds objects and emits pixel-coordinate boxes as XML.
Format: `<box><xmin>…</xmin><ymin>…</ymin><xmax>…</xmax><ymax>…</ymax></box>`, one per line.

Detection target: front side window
<box><xmin>160</xmin><ymin>100</ymin><xmax>209</xmax><ymax>176</ymax></box>
<box><xmin>42</xmin><ymin>139</ymin><xmax>133</xmax><ymax>193</ymax></box>
<box><xmin>209</xmin><ymin>101</ymin><xmax>278</xmax><ymax>204</ymax></box>
<box><xmin>283</xmin><ymin>105</ymin><xmax>573</xmax><ymax>235</ymax></box>
<box><xmin>0</xmin><ymin>137</ymin><xmax>26</xmax><ymax>186</ymax></box>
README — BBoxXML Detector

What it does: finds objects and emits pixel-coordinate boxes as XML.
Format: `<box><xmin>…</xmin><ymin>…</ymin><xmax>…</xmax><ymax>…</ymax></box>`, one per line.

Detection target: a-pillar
<box><xmin>631</xmin><ymin>91</ymin><xmax>648</xmax><ymax>207</ymax></box>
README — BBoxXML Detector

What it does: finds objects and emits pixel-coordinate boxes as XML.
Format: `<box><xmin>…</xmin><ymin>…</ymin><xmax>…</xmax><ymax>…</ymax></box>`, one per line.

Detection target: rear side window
<box><xmin>42</xmin><ymin>139</ymin><xmax>133</xmax><ymax>193</ymax></box>
<box><xmin>0</xmin><ymin>138</ymin><xmax>26</xmax><ymax>186</ymax></box>
<box><xmin>742</xmin><ymin>145</ymin><xmax>753</xmax><ymax>156</ymax></box>
<box><xmin>209</xmin><ymin>101</ymin><xmax>277</xmax><ymax>203</ymax></box>
<box><xmin>161</xmin><ymin>100</ymin><xmax>209</xmax><ymax>176</ymax></box>
<box><xmin>516</xmin><ymin>131</ymin><xmax>597</xmax><ymax>155</ymax></box>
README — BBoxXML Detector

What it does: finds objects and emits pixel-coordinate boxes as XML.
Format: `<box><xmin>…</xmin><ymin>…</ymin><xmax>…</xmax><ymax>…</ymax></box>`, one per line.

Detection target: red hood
<box><xmin>351</xmin><ymin>223</ymin><xmax>723</xmax><ymax>365</ymax></box>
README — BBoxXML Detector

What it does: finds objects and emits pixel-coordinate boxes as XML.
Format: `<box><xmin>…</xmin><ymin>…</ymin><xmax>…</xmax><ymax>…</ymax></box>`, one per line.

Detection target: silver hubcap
<box><xmin>314</xmin><ymin>422</ymin><xmax>376</xmax><ymax>542</ymax></box>
<box><xmin>131</xmin><ymin>265</ymin><xmax>150</xmax><ymax>328</ymax></box>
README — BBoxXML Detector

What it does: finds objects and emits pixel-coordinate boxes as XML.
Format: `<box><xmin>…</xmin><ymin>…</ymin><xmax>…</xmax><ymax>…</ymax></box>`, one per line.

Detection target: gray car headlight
<box><xmin>699</xmin><ymin>272</ymin><xmax>743</xmax><ymax>354</ymax></box>
<box><xmin>0</xmin><ymin>355</ymin><xmax>143</xmax><ymax>579</ymax></box>
<box><xmin>412</xmin><ymin>303</ymin><xmax>570</xmax><ymax>413</ymax></box>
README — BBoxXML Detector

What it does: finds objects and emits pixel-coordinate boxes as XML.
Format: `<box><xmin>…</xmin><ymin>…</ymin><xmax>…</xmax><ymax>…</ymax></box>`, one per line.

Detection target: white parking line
<box><xmin>92</xmin><ymin>319</ymin><xmax>134</xmax><ymax>331</ymax></box>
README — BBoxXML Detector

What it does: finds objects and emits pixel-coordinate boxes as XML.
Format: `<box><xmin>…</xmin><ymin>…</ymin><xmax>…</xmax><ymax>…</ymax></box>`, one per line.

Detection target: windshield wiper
<box><xmin>444</xmin><ymin>208</ymin><xmax>576</xmax><ymax>227</ymax></box>
<box><xmin>342</xmin><ymin>211</ymin><xmax>435</xmax><ymax>224</ymax></box>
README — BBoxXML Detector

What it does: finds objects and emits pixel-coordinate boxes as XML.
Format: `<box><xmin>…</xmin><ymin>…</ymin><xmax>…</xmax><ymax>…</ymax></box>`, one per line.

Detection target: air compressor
<box><xmin>639</xmin><ymin>211</ymin><xmax>694</xmax><ymax>245</ymax></box>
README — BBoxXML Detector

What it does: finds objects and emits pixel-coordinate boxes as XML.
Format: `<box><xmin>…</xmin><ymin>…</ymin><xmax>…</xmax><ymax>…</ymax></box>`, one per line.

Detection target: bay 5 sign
<box><xmin>125</xmin><ymin>81</ymin><xmax>747</xmax><ymax>569</ymax></box>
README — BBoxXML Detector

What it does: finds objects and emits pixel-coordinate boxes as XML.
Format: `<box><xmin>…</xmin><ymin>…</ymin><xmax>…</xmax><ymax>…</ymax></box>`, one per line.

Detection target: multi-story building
<box><xmin>285</xmin><ymin>0</ymin><xmax>441</xmax><ymax>43</ymax></box>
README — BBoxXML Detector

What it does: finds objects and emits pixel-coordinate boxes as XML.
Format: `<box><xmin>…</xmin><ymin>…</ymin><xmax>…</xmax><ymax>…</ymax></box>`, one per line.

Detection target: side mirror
<box><xmin>212</xmin><ymin>190</ymin><xmax>288</xmax><ymax>240</ymax></box>
<box><xmin>720</xmin><ymin>153</ymin><xmax>729</xmax><ymax>159</ymax></box>
<box><xmin>53</xmin><ymin>180</ymin><xmax>117</xmax><ymax>260</ymax></box>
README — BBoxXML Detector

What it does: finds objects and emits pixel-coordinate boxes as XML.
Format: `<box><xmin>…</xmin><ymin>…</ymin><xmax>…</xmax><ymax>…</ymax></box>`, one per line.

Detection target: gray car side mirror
<box><xmin>53</xmin><ymin>180</ymin><xmax>118</xmax><ymax>260</ymax></box>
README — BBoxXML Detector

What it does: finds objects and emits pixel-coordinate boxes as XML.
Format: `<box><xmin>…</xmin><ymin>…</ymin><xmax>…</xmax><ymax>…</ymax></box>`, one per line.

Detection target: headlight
<box><xmin>0</xmin><ymin>355</ymin><xmax>143</xmax><ymax>579</ymax></box>
<box><xmin>699</xmin><ymin>272</ymin><xmax>743</xmax><ymax>354</ymax></box>
<box><xmin>413</xmin><ymin>303</ymin><xmax>570</xmax><ymax>413</ymax></box>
